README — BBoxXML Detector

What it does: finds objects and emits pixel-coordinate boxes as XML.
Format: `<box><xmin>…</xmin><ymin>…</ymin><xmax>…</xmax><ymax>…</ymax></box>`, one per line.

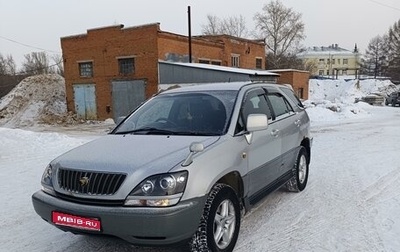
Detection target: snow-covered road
<box><xmin>1</xmin><ymin>105</ymin><xmax>399</xmax><ymax>252</ymax></box>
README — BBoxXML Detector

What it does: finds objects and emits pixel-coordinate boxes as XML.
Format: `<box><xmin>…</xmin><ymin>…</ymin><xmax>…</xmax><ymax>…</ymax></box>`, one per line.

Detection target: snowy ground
<box><xmin>1</xmin><ymin>78</ymin><xmax>400</xmax><ymax>251</ymax></box>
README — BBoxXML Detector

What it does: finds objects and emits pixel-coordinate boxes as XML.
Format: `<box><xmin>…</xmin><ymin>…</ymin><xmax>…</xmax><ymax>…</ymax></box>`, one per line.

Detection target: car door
<box><xmin>266</xmin><ymin>91</ymin><xmax>300</xmax><ymax>173</ymax></box>
<box><xmin>237</xmin><ymin>88</ymin><xmax>283</xmax><ymax>203</ymax></box>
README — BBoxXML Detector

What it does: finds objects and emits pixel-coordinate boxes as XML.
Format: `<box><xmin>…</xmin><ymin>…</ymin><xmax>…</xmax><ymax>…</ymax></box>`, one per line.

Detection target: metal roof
<box><xmin>159</xmin><ymin>60</ymin><xmax>279</xmax><ymax>76</ymax></box>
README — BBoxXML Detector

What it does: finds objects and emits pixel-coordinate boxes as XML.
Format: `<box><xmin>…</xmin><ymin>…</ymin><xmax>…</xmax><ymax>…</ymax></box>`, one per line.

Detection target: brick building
<box><xmin>61</xmin><ymin>23</ymin><xmax>267</xmax><ymax>120</ymax></box>
<box><xmin>270</xmin><ymin>69</ymin><xmax>310</xmax><ymax>100</ymax></box>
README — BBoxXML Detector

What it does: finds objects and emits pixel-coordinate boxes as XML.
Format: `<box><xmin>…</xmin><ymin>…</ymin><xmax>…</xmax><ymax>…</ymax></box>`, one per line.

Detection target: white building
<box><xmin>298</xmin><ymin>44</ymin><xmax>360</xmax><ymax>78</ymax></box>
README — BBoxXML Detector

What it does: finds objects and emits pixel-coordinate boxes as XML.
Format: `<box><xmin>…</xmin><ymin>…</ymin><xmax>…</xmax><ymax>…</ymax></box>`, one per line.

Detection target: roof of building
<box><xmin>269</xmin><ymin>69</ymin><xmax>310</xmax><ymax>74</ymax></box>
<box><xmin>297</xmin><ymin>44</ymin><xmax>357</xmax><ymax>57</ymax></box>
<box><xmin>159</xmin><ymin>60</ymin><xmax>279</xmax><ymax>76</ymax></box>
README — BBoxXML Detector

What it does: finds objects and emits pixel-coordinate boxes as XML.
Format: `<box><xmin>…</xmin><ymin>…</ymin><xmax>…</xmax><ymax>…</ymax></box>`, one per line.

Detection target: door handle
<box><xmin>271</xmin><ymin>129</ymin><xmax>279</xmax><ymax>137</ymax></box>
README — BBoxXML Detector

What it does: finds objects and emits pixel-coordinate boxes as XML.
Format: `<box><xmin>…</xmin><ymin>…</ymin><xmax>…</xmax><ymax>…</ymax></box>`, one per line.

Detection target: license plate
<box><xmin>52</xmin><ymin>212</ymin><xmax>101</xmax><ymax>231</ymax></box>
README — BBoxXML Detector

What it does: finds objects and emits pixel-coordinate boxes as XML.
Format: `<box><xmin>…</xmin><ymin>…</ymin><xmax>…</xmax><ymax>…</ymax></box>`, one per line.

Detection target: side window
<box><xmin>236</xmin><ymin>89</ymin><xmax>272</xmax><ymax>134</ymax></box>
<box><xmin>267</xmin><ymin>93</ymin><xmax>294</xmax><ymax>118</ymax></box>
<box><xmin>280</xmin><ymin>87</ymin><xmax>304</xmax><ymax>108</ymax></box>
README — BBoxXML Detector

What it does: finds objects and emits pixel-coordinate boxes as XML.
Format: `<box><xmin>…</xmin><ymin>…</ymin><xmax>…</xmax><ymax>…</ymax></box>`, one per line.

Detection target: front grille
<box><xmin>58</xmin><ymin>168</ymin><xmax>126</xmax><ymax>195</ymax></box>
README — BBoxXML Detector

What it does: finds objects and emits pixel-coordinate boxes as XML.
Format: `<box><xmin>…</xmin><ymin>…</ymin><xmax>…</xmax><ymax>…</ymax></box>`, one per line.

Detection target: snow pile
<box><xmin>305</xmin><ymin>78</ymin><xmax>399</xmax><ymax>123</ymax></box>
<box><xmin>0</xmin><ymin>74</ymin><xmax>79</xmax><ymax>127</ymax></box>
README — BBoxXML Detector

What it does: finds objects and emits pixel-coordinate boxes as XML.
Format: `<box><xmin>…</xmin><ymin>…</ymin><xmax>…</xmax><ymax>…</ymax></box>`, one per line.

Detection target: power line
<box><xmin>367</xmin><ymin>0</ymin><xmax>400</xmax><ymax>12</ymax></box>
<box><xmin>0</xmin><ymin>35</ymin><xmax>61</xmax><ymax>54</ymax></box>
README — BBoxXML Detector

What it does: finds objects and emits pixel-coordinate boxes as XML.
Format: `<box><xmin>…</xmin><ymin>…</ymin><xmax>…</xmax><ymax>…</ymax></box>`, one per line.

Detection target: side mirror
<box><xmin>182</xmin><ymin>142</ymin><xmax>204</xmax><ymax>167</ymax></box>
<box><xmin>246</xmin><ymin>114</ymin><xmax>268</xmax><ymax>132</ymax></box>
<box><xmin>245</xmin><ymin>114</ymin><xmax>268</xmax><ymax>144</ymax></box>
<box><xmin>189</xmin><ymin>142</ymin><xmax>204</xmax><ymax>152</ymax></box>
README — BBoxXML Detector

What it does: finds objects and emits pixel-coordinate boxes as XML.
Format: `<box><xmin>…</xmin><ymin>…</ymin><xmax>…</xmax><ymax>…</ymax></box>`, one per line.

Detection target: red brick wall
<box><xmin>158</xmin><ymin>33</ymin><xmax>225</xmax><ymax>64</ymax></box>
<box><xmin>61</xmin><ymin>24</ymin><xmax>160</xmax><ymax>119</ymax></box>
<box><xmin>216</xmin><ymin>36</ymin><xmax>266</xmax><ymax>69</ymax></box>
<box><xmin>158</xmin><ymin>34</ymin><xmax>266</xmax><ymax>69</ymax></box>
<box><xmin>275</xmin><ymin>71</ymin><xmax>310</xmax><ymax>100</ymax></box>
<box><xmin>61</xmin><ymin>24</ymin><xmax>267</xmax><ymax>119</ymax></box>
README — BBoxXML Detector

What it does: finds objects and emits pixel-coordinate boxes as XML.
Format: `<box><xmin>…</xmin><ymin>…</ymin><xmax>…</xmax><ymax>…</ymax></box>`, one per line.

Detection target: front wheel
<box><xmin>286</xmin><ymin>147</ymin><xmax>309</xmax><ymax>192</ymax></box>
<box><xmin>190</xmin><ymin>184</ymin><xmax>241</xmax><ymax>252</ymax></box>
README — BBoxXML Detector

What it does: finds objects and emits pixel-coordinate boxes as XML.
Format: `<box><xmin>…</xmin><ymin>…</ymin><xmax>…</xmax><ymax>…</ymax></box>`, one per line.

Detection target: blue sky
<box><xmin>0</xmin><ymin>0</ymin><xmax>399</xmax><ymax>67</ymax></box>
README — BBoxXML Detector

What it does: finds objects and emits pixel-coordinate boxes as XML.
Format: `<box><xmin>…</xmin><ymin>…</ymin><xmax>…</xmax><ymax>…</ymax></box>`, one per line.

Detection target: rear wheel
<box><xmin>286</xmin><ymin>147</ymin><xmax>309</xmax><ymax>192</ymax></box>
<box><xmin>190</xmin><ymin>184</ymin><xmax>241</xmax><ymax>252</ymax></box>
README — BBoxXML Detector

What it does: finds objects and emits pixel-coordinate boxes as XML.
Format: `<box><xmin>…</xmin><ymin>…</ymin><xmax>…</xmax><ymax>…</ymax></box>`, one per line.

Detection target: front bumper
<box><xmin>32</xmin><ymin>190</ymin><xmax>207</xmax><ymax>245</ymax></box>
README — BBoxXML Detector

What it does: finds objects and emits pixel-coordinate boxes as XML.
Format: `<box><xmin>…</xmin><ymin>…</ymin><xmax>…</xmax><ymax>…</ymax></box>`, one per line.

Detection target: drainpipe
<box><xmin>188</xmin><ymin>6</ymin><xmax>192</xmax><ymax>63</ymax></box>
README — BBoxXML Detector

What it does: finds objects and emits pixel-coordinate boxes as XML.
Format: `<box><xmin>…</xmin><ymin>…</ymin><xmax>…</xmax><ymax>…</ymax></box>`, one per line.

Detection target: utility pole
<box><xmin>188</xmin><ymin>6</ymin><xmax>192</xmax><ymax>63</ymax></box>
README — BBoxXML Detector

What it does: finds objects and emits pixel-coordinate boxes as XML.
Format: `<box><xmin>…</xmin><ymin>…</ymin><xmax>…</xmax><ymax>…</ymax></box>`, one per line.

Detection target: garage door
<box><xmin>73</xmin><ymin>84</ymin><xmax>97</xmax><ymax>120</ymax></box>
<box><xmin>111</xmin><ymin>80</ymin><xmax>146</xmax><ymax>121</ymax></box>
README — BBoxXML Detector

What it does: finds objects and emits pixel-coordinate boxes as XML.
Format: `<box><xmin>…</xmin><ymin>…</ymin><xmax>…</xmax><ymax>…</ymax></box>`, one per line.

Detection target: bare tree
<box><xmin>0</xmin><ymin>53</ymin><xmax>16</xmax><ymax>75</ymax></box>
<box><xmin>387</xmin><ymin>19</ymin><xmax>400</xmax><ymax>82</ymax></box>
<box><xmin>361</xmin><ymin>35</ymin><xmax>388</xmax><ymax>78</ymax></box>
<box><xmin>21</xmin><ymin>52</ymin><xmax>53</xmax><ymax>75</ymax></box>
<box><xmin>52</xmin><ymin>54</ymin><xmax>64</xmax><ymax>77</ymax></box>
<box><xmin>201</xmin><ymin>14</ymin><xmax>249</xmax><ymax>38</ymax></box>
<box><xmin>254</xmin><ymin>0</ymin><xmax>305</xmax><ymax>69</ymax></box>
<box><xmin>201</xmin><ymin>15</ymin><xmax>220</xmax><ymax>35</ymax></box>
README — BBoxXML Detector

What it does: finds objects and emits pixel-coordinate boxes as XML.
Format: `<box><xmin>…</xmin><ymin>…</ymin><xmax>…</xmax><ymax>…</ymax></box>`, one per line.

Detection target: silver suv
<box><xmin>32</xmin><ymin>82</ymin><xmax>312</xmax><ymax>251</ymax></box>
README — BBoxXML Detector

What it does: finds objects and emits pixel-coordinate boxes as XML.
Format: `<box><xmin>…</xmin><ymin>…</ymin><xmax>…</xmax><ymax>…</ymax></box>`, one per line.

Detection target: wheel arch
<box><xmin>301</xmin><ymin>137</ymin><xmax>311</xmax><ymax>164</ymax></box>
<box><xmin>215</xmin><ymin>171</ymin><xmax>244</xmax><ymax>200</ymax></box>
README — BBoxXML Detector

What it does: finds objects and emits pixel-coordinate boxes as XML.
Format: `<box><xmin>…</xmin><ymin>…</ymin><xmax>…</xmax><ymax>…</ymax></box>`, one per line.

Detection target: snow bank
<box><xmin>0</xmin><ymin>74</ymin><xmax>92</xmax><ymax>128</ymax></box>
<box><xmin>305</xmin><ymin>78</ymin><xmax>399</xmax><ymax>124</ymax></box>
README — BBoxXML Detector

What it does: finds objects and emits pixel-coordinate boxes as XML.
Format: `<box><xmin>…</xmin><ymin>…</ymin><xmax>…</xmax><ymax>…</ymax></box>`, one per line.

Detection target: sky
<box><xmin>0</xmin><ymin>0</ymin><xmax>399</xmax><ymax>68</ymax></box>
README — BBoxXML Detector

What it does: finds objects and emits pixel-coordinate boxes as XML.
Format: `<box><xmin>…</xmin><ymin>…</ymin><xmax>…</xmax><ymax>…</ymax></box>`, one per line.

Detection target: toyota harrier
<box><xmin>32</xmin><ymin>82</ymin><xmax>312</xmax><ymax>251</ymax></box>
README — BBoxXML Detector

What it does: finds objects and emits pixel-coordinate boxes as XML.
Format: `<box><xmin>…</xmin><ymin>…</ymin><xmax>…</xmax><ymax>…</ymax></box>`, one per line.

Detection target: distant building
<box><xmin>298</xmin><ymin>44</ymin><xmax>360</xmax><ymax>78</ymax></box>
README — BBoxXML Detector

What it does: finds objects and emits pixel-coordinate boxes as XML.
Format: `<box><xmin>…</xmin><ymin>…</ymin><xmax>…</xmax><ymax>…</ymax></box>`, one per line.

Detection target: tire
<box><xmin>286</xmin><ymin>147</ymin><xmax>309</xmax><ymax>192</ymax></box>
<box><xmin>190</xmin><ymin>184</ymin><xmax>241</xmax><ymax>252</ymax></box>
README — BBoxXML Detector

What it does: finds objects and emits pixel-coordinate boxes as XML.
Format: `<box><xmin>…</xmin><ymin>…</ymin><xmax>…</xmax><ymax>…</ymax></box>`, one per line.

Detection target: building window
<box><xmin>319</xmin><ymin>59</ymin><xmax>325</xmax><ymax>63</ymax></box>
<box><xmin>319</xmin><ymin>70</ymin><xmax>324</xmax><ymax>75</ymax></box>
<box><xmin>256</xmin><ymin>58</ymin><xmax>263</xmax><ymax>69</ymax></box>
<box><xmin>198</xmin><ymin>59</ymin><xmax>210</xmax><ymax>64</ymax></box>
<box><xmin>118</xmin><ymin>58</ymin><xmax>135</xmax><ymax>75</ymax></box>
<box><xmin>332</xmin><ymin>59</ymin><xmax>335</xmax><ymax>65</ymax></box>
<box><xmin>343</xmin><ymin>59</ymin><xmax>348</xmax><ymax>65</ymax></box>
<box><xmin>231</xmin><ymin>54</ymin><xmax>240</xmax><ymax>67</ymax></box>
<box><xmin>211</xmin><ymin>60</ymin><xmax>221</xmax><ymax>65</ymax></box>
<box><xmin>79</xmin><ymin>62</ymin><xmax>93</xmax><ymax>77</ymax></box>
<box><xmin>327</xmin><ymin>70</ymin><xmax>330</xmax><ymax>75</ymax></box>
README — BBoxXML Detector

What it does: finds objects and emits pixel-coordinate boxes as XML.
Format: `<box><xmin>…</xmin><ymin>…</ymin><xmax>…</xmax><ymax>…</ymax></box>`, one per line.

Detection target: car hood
<box><xmin>52</xmin><ymin>134</ymin><xmax>219</xmax><ymax>175</ymax></box>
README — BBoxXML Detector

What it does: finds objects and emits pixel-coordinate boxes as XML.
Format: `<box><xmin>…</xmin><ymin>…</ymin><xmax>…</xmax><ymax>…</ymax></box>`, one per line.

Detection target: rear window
<box><xmin>280</xmin><ymin>87</ymin><xmax>304</xmax><ymax>108</ymax></box>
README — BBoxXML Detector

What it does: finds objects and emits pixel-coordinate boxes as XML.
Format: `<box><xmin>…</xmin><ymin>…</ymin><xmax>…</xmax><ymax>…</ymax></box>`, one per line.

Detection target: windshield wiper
<box><xmin>115</xmin><ymin>127</ymin><xmax>177</xmax><ymax>135</ymax></box>
<box><xmin>173</xmin><ymin>131</ymin><xmax>220</xmax><ymax>136</ymax></box>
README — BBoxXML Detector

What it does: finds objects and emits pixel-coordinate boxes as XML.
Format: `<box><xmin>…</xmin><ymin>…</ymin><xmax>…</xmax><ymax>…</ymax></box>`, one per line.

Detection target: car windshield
<box><xmin>113</xmin><ymin>90</ymin><xmax>237</xmax><ymax>136</ymax></box>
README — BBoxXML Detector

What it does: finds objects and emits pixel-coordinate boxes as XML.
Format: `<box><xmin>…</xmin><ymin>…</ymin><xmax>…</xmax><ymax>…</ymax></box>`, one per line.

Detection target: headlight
<box><xmin>124</xmin><ymin>171</ymin><xmax>188</xmax><ymax>207</ymax></box>
<box><xmin>41</xmin><ymin>164</ymin><xmax>55</xmax><ymax>195</ymax></box>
